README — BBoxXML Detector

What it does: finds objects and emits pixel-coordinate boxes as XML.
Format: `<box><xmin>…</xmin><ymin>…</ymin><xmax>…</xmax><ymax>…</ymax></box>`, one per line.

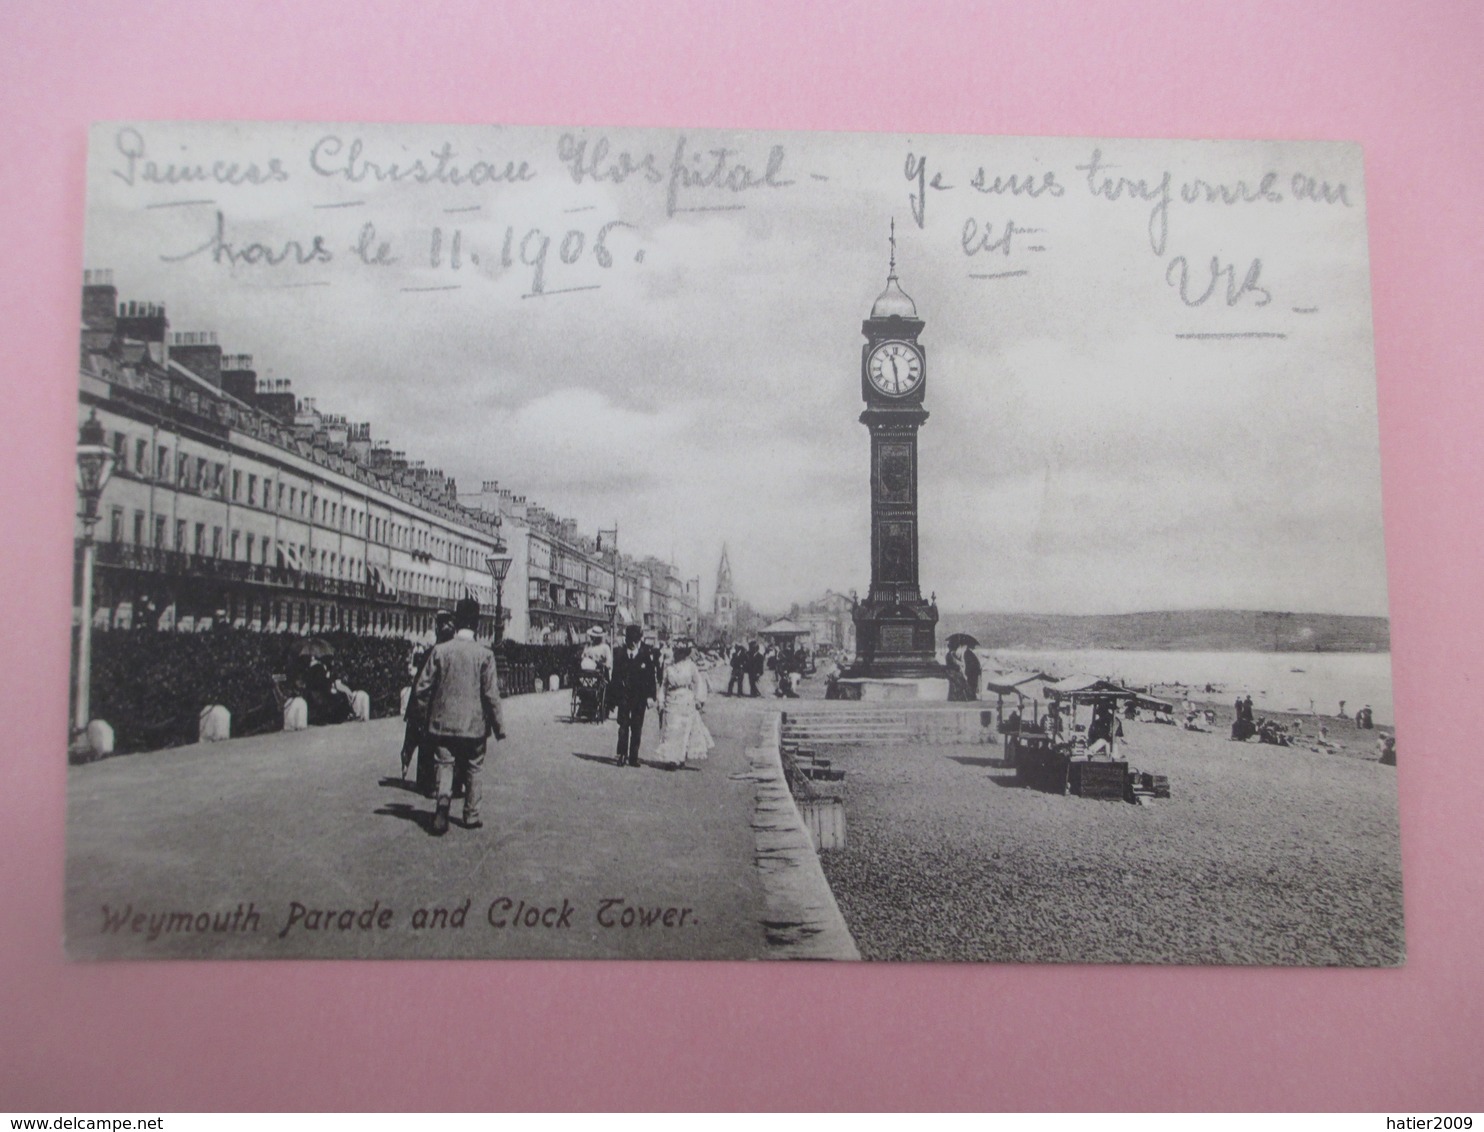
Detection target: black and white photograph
<box><xmin>66</xmin><ymin>121</ymin><xmax>1399</xmax><ymax>964</ymax></box>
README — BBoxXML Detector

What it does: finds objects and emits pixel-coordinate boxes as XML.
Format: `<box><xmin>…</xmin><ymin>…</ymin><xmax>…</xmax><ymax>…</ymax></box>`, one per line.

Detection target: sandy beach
<box><xmin>816</xmin><ymin>711</ymin><xmax>1404</xmax><ymax>965</ymax></box>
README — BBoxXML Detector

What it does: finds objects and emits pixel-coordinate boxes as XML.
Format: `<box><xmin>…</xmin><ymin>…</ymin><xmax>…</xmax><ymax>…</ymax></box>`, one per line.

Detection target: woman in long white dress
<box><xmin>653</xmin><ymin>641</ymin><xmax>715</xmax><ymax>769</ymax></box>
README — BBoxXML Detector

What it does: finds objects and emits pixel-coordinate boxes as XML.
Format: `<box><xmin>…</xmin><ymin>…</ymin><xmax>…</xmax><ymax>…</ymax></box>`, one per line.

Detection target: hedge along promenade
<box><xmin>79</xmin><ymin>628</ymin><xmax>581</xmax><ymax>757</ymax></box>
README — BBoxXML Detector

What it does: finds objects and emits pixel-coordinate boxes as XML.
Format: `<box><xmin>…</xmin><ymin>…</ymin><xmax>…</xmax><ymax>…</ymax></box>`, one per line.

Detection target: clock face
<box><xmin>867</xmin><ymin>340</ymin><xmax>923</xmax><ymax>396</ymax></box>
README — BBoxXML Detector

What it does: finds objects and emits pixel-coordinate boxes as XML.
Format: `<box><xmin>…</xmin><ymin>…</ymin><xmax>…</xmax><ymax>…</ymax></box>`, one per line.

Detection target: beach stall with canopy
<box><xmin>1041</xmin><ymin>675</ymin><xmax>1140</xmax><ymax>755</ymax></box>
<box><xmin>983</xmin><ymin>670</ymin><xmax>1057</xmax><ymax>728</ymax></box>
<box><xmin>1132</xmin><ymin>692</ymin><xmax>1176</xmax><ymax>725</ymax></box>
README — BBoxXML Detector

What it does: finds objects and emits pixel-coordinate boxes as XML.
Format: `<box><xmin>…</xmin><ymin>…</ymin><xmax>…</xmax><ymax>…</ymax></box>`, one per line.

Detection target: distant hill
<box><xmin>939</xmin><ymin>610</ymin><xmax>1390</xmax><ymax>653</ymax></box>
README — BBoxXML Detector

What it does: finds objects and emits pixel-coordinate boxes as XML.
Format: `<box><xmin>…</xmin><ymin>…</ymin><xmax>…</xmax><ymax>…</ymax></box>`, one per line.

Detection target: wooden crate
<box><xmin>1070</xmin><ymin>759</ymin><xmax>1129</xmax><ymax>800</ymax></box>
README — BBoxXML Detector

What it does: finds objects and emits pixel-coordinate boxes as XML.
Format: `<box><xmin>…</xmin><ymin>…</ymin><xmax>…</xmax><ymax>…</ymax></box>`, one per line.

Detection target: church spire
<box><xmin>713</xmin><ymin>544</ymin><xmax>736</xmax><ymax>627</ymax></box>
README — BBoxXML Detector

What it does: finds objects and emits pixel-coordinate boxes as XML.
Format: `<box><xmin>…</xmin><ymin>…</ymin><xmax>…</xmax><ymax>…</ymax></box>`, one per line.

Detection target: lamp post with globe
<box><xmin>74</xmin><ymin>411</ymin><xmax>116</xmax><ymax>751</ymax></box>
<box><xmin>486</xmin><ymin>547</ymin><xmax>512</xmax><ymax>645</ymax></box>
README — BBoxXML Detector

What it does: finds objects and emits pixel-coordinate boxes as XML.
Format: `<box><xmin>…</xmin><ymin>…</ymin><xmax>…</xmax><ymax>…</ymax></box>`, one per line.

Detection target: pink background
<box><xmin>2</xmin><ymin>0</ymin><xmax>1480</xmax><ymax>1111</ymax></box>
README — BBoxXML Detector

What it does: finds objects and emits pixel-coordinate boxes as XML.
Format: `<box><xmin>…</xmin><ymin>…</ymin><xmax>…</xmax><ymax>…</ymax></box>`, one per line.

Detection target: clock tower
<box><xmin>849</xmin><ymin>225</ymin><xmax>943</xmax><ymax>679</ymax></box>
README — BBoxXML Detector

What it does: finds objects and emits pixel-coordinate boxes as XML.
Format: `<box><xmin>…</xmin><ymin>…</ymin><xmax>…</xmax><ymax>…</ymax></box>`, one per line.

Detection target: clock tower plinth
<box><xmin>847</xmin><ymin>232</ymin><xmax>944</xmax><ymax>682</ymax></box>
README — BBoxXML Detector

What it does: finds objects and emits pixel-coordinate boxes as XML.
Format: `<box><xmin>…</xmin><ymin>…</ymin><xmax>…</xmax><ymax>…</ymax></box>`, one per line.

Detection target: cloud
<box><xmin>87</xmin><ymin>123</ymin><xmax>1390</xmax><ymax>616</ymax></box>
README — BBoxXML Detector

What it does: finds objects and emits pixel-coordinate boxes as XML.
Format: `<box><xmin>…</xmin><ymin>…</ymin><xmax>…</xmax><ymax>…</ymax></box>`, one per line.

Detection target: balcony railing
<box><xmin>93</xmin><ymin>541</ymin><xmax>375</xmax><ymax>600</ymax></box>
<box><xmin>527</xmin><ymin>598</ymin><xmax>605</xmax><ymax>622</ymax></box>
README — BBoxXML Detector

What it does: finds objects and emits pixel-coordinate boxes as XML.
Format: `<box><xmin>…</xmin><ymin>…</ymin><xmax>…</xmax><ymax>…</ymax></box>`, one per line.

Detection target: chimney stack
<box><xmin>116</xmin><ymin>300</ymin><xmax>169</xmax><ymax>365</ymax></box>
<box><xmin>171</xmin><ymin>330</ymin><xmax>222</xmax><ymax>387</ymax></box>
<box><xmin>82</xmin><ymin>269</ymin><xmax>118</xmax><ymax>338</ymax></box>
<box><xmin>221</xmin><ymin>354</ymin><xmax>257</xmax><ymax>402</ymax></box>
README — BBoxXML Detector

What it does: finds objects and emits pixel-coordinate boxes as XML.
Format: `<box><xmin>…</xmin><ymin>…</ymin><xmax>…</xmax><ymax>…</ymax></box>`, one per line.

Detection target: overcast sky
<box><xmin>84</xmin><ymin>123</ymin><xmax>1390</xmax><ymax>616</ymax></box>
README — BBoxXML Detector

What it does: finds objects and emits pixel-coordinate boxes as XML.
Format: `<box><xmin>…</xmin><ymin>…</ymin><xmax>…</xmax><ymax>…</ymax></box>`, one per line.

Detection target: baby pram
<box><xmin>571</xmin><ymin>667</ymin><xmax>608</xmax><ymax>723</ymax></box>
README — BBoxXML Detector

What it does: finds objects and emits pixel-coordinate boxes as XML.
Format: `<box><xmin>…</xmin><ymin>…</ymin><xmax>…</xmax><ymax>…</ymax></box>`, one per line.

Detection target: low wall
<box><xmin>743</xmin><ymin>713</ymin><xmax>860</xmax><ymax>960</ymax></box>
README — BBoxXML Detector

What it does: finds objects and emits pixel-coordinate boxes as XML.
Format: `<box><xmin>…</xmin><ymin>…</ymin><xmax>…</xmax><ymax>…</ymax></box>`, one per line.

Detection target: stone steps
<box><xmin>781</xmin><ymin>707</ymin><xmax>998</xmax><ymax>747</ymax></box>
<box><xmin>784</xmin><ymin>734</ymin><xmax>914</xmax><ymax>746</ymax></box>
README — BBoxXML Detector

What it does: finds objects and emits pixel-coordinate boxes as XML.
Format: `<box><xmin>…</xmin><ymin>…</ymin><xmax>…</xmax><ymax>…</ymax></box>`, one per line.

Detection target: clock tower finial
<box><xmin>871</xmin><ymin>219</ymin><xmax>918</xmax><ymax>320</ymax></box>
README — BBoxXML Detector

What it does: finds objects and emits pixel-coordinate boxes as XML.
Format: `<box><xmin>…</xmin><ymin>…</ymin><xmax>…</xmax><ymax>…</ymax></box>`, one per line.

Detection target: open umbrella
<box><xmin>290</xmin><ymin>636</ymin><xmax>336</xmax><ymax>661</ymax></box>
<box><xmin>946</xmin><ymin>632</ymin><xmax>980</xmax><ymax>649</ymax></box>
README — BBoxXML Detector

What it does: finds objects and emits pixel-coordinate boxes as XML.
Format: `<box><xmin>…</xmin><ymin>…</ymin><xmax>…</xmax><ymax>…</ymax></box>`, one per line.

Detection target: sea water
<box><xmin>991</xmin><ymin>648</ymin><xmax>1394</xmax><ymax>726</ymax></box>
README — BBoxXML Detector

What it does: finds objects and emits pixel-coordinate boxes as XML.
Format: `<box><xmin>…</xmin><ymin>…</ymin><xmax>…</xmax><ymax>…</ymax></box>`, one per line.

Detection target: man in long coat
<box><xmin>609</xmin><ymin>624</ymin><xmax>660</xmax><ymax>767</ymax></box>
<box><xmin>727</xmin><ymin>644</ymin><xmax>747</xmax><ymax>696</ymax></box>
<box><xmin>413</xmin><ymin>597</ymin><xmax>505</xmax><ymax>836</ymax></box>
<box><xmin>746</xmin><ymin>641</ymin><xmax>765</xmax><ymax>697</ymax></box>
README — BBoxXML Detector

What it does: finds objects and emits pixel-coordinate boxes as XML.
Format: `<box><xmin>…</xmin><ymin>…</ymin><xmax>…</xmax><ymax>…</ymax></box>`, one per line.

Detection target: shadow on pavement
<box><xmin>378</xmin><ymin>776</ymin><xmax>426</xmax><ymax>794</ymax></box>
<box><xmin>374</xmin><ymin>801</ymin><xmax>440</xmax><ymax>835</ymax></box>
<box><xmin>571</xmin><ymin>751</ymin><xmax>621</xmax><ymax>767</ymax></box>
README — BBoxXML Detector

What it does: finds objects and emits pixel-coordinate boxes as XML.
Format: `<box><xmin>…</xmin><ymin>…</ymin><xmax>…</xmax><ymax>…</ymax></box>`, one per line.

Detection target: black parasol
<box><xmin>289</xmin><ymin>636</ymin><xmax>337</xmax><ymax>661</ymax></box>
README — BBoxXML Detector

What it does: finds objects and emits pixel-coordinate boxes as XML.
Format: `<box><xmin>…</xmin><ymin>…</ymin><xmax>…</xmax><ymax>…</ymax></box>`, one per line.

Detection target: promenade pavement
<box><xmin>66</xmin><ymin>681</ymin><xmax>786</xmax><ymax>960</ymax></box>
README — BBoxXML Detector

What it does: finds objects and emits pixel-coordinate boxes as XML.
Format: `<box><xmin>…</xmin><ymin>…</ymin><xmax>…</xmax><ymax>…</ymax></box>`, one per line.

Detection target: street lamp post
<box><xmin>74</xmin><ymin>411</ymin><xmax>116</xmax><ymax>750</ymax></box>
<box><xmin>486</xmin><ymin>547</ymin><xmax>512</xmax><ymax>645</ymax></box>
<box><xmin>597</xmin><ymin>524</ymin><xmax>619</xmax><ymax>640</ymax></box>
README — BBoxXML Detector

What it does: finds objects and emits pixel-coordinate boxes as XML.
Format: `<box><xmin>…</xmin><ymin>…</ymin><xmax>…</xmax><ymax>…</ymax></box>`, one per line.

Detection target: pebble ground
<box><xmin>817</xmin><ymin>716</ymin><xmax>1404</xmax><ymax>965</ymax></box>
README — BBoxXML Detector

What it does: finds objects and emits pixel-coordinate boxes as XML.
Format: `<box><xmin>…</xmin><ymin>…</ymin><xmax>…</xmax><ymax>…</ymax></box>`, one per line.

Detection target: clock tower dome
<box><xmin>849</xmin><ymin>224</ymin><xmax>943</xmax><ymax>680</ymax></box>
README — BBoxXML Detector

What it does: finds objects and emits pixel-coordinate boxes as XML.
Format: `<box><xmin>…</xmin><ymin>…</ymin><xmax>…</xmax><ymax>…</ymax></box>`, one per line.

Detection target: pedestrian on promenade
<box><xmin>402</xmin><ymin>609</ymin><xmax>455</xmax><ymax>796</ymax></box>
<box><xmin>412</xmin><ymin>597</ymin><xmax>505</xmax><ymax>836</ymax></box>
<box><xmin>946</xmin><ymin>643</ymin><xmax>970</xmax><ymax>701</ymax></box>
<box><xmin>727</xmin><ymin>643</ymin><xmax>746</xmax><ymax>696</ymax></box>
<box><xmin>609</xmin><ymin>624</ymin><xmax>661</xmax><ymax>767</ymax></box>
<box><xmin>580</xmin><ymin>626</ymin><xmax>614</xmax><ymax>721</ymax></box>
<box><xmin>654</xmin><ymin>639</ymin><xmax>714</xmax><ymax>769</ymax></box>
<box><xmin>771</xmin><ymin>646</ymin><xmax>787</xmax><ymax>698</ymax></box>
<box><xmin>746</xmin><ymin>640</ymin><xmax>765</xmax><ymax>697</ymax></box>
<box><xmin>742</xmin><ymin>640</ymin><xmax>765</xmax><ymax>694</ymax></box>
<box><xmin>581</xmin><ymin>626</ymin><xmax>613</xmax><ymax>675</ymax></box>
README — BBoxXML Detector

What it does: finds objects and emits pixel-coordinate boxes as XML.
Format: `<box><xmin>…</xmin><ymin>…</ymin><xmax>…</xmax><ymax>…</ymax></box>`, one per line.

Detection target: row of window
<box><xmin>107</xmin><ymin>427</ymin><xmax>491</xmax><ymax>565</ymax></box>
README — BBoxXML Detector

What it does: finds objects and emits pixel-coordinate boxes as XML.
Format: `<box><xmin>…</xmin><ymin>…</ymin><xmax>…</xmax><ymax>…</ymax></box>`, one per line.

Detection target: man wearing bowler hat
<box><xmin>413</xmin><ymin>596</ymin><xmax>505</xmax><ymax>836</ymax></box>
<box><xmin>608</xmin><ymin>623</ymin><xmax>660</xmax><ymax>767</ymax></box>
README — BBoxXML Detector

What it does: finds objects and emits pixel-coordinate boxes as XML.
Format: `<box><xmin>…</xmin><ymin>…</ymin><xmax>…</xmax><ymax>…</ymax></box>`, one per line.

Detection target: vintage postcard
<box><xmin>66</xmin><ymin>122</ymin><xmax>1399</xmax><ymax>962</ymax></box>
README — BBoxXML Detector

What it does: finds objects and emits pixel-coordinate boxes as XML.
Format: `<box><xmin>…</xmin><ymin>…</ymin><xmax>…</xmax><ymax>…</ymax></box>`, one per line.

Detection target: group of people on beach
<box><xmin>1217</xmin><ymin>691</ymin><xmax>1397</xmax><ymax>759</ymax></box>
